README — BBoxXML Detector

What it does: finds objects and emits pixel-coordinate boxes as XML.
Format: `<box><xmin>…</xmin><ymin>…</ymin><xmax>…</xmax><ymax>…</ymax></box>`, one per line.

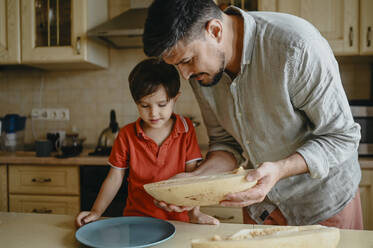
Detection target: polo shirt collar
<box><xmin>224</xmin><ymin>6</ymin><xmax>256</xmax><ymax>73</ymax></box>
<box><xmin>135</xmin><ymin>114</ymin><xmax>188</xmax><ymax>140</ymax></box>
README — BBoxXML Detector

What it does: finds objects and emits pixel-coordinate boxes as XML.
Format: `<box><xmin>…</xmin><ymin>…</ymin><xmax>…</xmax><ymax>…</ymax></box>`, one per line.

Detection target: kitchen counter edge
<box><xmin>1</xmin><ymin>151</ymin><xmax>373</xmax><ymax>169</ymax></box>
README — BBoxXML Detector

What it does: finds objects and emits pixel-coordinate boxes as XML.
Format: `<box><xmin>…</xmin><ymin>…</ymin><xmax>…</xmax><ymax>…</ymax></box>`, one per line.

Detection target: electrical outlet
<box><xmin>57</xmin><ymin>108</ymin><xmax>70</xmax><ymax>121</ymax></box>
<box><xmin>31</xmin><ymin>108</ymin><xmax>70</xmax><ymax>121</ymax></box>
<box><xmin>47</xmin><ymin>109</ymin><xmax>57</xmax><ymax>120</ymax></box>
<box><xmin>31</xmin><ymin>108</ymin><xmax>43</xmax><ymax>119</ymax></box>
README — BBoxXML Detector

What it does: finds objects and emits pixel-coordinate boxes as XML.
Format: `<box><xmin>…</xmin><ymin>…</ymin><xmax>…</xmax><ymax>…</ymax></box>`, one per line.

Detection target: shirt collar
<box><xmin>224</xmin><ymin>6</ymin><xmax>257</xmax><ymax>73</ymax></box>
<box><xmin>135</xmin><ymin>114</ymin><xmax>188</xmax><ymax>139</ymax></box>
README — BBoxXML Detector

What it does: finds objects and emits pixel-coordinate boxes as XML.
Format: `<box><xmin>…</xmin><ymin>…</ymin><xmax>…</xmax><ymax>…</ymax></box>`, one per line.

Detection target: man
<box><xmin>143</xmin><ymin>0</ymin><xmax>363</xmax><ymax>229</ymax></box>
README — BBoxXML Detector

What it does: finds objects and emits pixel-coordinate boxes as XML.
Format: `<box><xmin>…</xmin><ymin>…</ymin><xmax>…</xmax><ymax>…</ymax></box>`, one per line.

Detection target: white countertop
<box><xmin>1</xmin><ymin>212</ymin><xmax>373</xmax><ymax>248</ymax></box>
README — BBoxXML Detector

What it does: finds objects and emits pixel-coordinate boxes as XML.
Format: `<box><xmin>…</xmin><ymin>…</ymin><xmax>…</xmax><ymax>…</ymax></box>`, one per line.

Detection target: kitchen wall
<box><xmin>0</xmin><ymin>0</ymin><xmax>371</xmax><ymax>149</ymax></box>
<box><xmin>0</xmin><ymin>0</ymin><xmax>208</xmax><ymax>147</ymax></box>
<box><xmin>338</xmin><ymin>59</ymin><xmax>372</xmax><ymax>101</ymax></box>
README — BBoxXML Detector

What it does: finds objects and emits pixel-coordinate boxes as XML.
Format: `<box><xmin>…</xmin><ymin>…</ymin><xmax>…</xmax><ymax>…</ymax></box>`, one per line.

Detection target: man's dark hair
<box><xmin>143</xmin><ymin>0</ymin><xmax>222</xmax><ymax>57</ymax></box>
<box><xmin>128</xmin><ymin>58</ymin><xmax>180</xmax><ymax>103</ymax></box>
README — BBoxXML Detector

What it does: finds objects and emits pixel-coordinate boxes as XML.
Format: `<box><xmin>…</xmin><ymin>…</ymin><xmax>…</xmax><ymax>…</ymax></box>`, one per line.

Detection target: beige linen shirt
<box><xmin>189</xmin><ymin>7</ymin><xmax>361</xmax><ymax>225</ymax></box>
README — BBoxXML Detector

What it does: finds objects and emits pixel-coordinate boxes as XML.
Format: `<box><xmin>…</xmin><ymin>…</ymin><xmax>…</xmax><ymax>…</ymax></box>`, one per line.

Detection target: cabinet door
<box><xmin>0</xmin><ymin>165</ymin><xmax>8</xmax><ymax>211</ymax></box>
<box><xmin>359</xmin><ymin>169</ymin><xmax>373</xmax><ymax>230</ymax></box>
<box><xmin>9</xmin><ymin>194</ymin><xmax>80</xmax><ymax>215</ymax></box>
<box><xmin>21</xmin><ymin>0</ymin><xmax>84</xmax><ymax>64</ymax></box>
<box><xmin>258</xmin><ymin>0</ymin><xmax>359</xmax><ymax>55</ymax></box>
<box><xmin>360</xmin><ymin>0</ymin><xmax>373</xmax><ymax>55</ymax></box>
<box><xmin>0</xmin><ymin>0</ymin><xmax>21</xmax><ymax>64</ymax></box>
<box><xmin>21</xmin><ymin>0</ymin><xmax>108</xmax><ymax>69</ymax></box>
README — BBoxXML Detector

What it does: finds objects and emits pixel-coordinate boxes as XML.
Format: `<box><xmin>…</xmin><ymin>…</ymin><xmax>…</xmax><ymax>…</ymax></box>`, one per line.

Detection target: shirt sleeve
<box><xmin>108</xmin><ymin>128</ymin><xmax>129</xmax><ymax>169</ymax></box>
<box><xmin>289</xmin><ymin>38</ymin><xmax>361</xmax><ymax>179</ymax></box>
<box><xmin>189</xmin><ymin>81</ymin><xmax>245</xmax><ymax>165</ymax></box>
<box><xmin>184</xmin><ymin>117</ymin><xmax>203</xmax><ymax>164</ymax></box>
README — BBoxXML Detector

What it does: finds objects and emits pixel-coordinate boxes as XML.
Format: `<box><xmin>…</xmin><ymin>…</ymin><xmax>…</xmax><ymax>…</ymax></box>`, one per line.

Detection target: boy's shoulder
<box><xmin>174</xmin><ymin>114</ymin><xmax>194</xmax><ymax>133</ymax></box>
<box><xmin>117</xmin><ymin>120</ymin><xmax>138</xmax><ymax>137</ymax></box>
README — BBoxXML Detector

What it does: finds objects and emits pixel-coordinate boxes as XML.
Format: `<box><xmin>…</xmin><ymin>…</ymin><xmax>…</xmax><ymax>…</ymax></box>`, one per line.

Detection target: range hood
<box><xmin>88</xmin><ymin>0</ymin><xmax>152</xmax><ymax>48</ymax></box>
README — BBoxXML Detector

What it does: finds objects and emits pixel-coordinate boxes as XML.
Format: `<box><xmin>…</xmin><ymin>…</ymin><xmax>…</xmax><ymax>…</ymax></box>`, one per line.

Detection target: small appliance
<box><xmin>89</xmin><ymin>110</ymin><xmax>119</xmax><ymax>156</ymax></box>
<box><xmin>0</xmin><ymin>114</ymin><xmax>27</xmax><ymax>152</ymax></box>
<box><xmin>350</xmin><ymin>101</ymin><xmax>373</xmax><ymax>156</ymax></box>
<box><xmin>55</xmin><ymin>132</ymin><xmax>85</xmax><ymax>158</ymax></box>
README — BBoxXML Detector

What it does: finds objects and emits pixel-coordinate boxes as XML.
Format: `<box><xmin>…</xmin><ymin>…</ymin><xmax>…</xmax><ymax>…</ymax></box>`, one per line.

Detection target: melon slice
<box><xmin>191</xmin><ymin>225</ymin><xmax>340</xmax><ymax>248</ymax></box>
<box><xmin>143</xmin><ymin>168</ymin><xmax>256</xmax><ymax>206</ymax></box>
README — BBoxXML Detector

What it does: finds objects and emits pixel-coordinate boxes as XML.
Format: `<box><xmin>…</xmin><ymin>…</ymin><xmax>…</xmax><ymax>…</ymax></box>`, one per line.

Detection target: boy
<box><xmin>75</xmin><ymin>58</ymin><xmax>217</xmax><ymax>227</ymax></box>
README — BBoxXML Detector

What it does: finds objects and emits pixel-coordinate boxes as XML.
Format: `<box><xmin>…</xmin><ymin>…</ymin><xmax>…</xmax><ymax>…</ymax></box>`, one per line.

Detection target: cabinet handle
<box><xmin>349</xmin><ymin>26</ymin><xmax>353</xmax><ymax>47</ymax></box>
<box><xmin>32</xmin><ymin>208</ymin><xmax>53</xmax><ymax>214</ymax></box>
<box><xmin>31</xmin><ymin>178</ymin><xmax>52</xmax><ymax>183</ymax></box>
<box><xmin>368</xmin><ymin>26</ymin><xmax>372</xmax><ymax>47</ymax></box>
<box><xmin>76</xmin><ymin>36</ymin><xmax>81</xmax><ymax>55</ymax></box>
<box><xmin>213</xmin><ymin>215</ymin><xmax>235</xmax><ymax>221</ymax></box>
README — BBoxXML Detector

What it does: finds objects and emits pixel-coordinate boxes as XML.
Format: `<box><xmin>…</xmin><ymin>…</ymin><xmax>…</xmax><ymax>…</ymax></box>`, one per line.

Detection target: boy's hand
<box><xmin>75</xmin><ymin>211</ymin><xmax>101</xmax><ymax>228</ymax></box>
<box><xmin>154</xmin><ymin>200</ymin><xmax>194</xmax><ymax>212</ymax></box>
<box><xmin>188</xmin><ymin>207</ymin><xmax>220</xmax><ymax>225</ymax></box>
<box><xmin>152</xmin><ymin>172</ymin><xmax>196</xmax><ymax>212</ymax></box>
<box><xmin>169</xmin><ymin>171</ymin><xmax>194</xmax><ymax>180</ymax></box>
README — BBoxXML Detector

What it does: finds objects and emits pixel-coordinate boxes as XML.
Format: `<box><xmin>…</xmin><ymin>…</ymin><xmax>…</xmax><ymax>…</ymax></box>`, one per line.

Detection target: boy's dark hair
<box><xmin>143</xmin><ymin>0</ymin><xmax>222</xmax><ymax>57</ymax></box>
<box><xmin>128</xmin><ymin>58</ymin><xmax>180</xmax><ymax>103</ymax></box>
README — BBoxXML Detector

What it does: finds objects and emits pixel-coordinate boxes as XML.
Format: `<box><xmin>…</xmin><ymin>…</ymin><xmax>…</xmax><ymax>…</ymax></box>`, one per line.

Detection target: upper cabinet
<box><xmin>258</xmin><ymin>0</ymin><xmax>373</xmax><ymax>56</ymax></box>
<box><xmin>0</xmin><ymin>0</ymin><xmax>21</xmax><ymax>64</ymax></box>
<box><xmin>360</xmin><ymin>0</ymin><xmax>373</xmax><ymax>55</ymax></box>
<box><xmin>0</xmin><ymin>0</ymin><xmax>109</xmax><ymax>70</ymax></box>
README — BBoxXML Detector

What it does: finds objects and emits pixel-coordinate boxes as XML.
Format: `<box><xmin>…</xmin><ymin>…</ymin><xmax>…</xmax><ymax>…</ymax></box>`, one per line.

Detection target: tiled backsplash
<box><xmin>1</xmin><ymin>54</ymin><xmax>370</xmax><ymax>148</ymax></box>
<box><xmin>0</xmin><ymin>48</ymin><xmax>209</xmax><ymax>146</ymax></box>
<box><xmin>338</xmin><ymin>62</ymin><xmax>372</xmax><ymax>101</ymax></box>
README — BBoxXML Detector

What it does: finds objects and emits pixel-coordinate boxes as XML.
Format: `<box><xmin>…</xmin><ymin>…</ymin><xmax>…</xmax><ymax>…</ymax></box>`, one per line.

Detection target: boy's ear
<box><xmin>174</xmin><ymin>92</ymin><xmax>181</xmax><ymax>101</ymax></box>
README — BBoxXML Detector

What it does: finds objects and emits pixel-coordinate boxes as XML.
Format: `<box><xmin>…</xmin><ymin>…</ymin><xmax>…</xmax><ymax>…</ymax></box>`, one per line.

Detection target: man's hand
<box><xmin>220</xmin><ymin>153</ymin><xmax>308</xmax><ymax>207</ymax></box>
<box><xmin>220</xmin><ymin>161</ymin><xmax>282</xmax><ymax>207</ymax></box>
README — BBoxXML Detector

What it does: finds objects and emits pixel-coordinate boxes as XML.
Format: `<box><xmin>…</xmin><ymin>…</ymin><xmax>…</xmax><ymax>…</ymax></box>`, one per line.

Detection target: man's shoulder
<box><xmin>248</xmin><ymin>11</ymin><xmax>322</xmax><ymax>48</ymax></box>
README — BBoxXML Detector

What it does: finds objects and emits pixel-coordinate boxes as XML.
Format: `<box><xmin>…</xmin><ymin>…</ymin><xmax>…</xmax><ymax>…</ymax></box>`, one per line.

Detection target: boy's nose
<box><xmin>149</xmin><ymin>107</ymin><xmax>158</xmax><ymax>117</ymax></box>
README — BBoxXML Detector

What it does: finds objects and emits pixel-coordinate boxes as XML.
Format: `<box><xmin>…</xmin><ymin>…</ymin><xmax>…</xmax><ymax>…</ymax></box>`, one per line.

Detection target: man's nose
<box><xmin>178</xmin><ymin>65</ymin><xmax>192</xmax><ymax>80</ymax></box>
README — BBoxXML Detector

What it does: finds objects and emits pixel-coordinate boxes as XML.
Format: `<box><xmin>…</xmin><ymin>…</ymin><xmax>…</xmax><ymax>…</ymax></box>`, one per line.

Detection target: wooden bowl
<box><xmin>143</xmin><ymin>168</ymin><xmax>257</xmax><ymax>207</ymax></box>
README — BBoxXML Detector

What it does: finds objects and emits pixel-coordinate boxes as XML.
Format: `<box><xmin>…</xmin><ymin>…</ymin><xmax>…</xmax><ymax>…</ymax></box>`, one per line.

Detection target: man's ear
<box><xmin>205</xmin><ymin>19</ymin><xmax>223</xmax><ymax>43</ymax></box>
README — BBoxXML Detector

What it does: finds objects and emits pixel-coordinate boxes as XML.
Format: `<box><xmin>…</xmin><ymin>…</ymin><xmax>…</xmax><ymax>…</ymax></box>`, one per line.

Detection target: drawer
<box><xmin>9</xmin><ymin>165</ymin><xmax>79</xmax><ymax>195</ymax></box>
<box><xmin>200</xmin><ymin>205</ymin><xmax>243</xmax><ymax>224</ymax></box>
<box><xmin>9</xmin><ymin>194</ymin><xmax>80</xmax><ymax>215</ymax></box>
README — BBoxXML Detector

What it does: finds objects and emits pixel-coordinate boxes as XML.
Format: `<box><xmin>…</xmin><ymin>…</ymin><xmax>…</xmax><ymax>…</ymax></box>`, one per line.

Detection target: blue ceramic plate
<box><xmin>75</xmin><ymin>216</ymin><xmax>176</xmax><ymax>248</ymax></box>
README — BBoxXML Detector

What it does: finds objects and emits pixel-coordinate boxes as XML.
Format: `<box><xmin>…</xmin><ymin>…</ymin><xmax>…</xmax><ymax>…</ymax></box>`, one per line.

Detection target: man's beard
<box><xmin>195</xmin><ymin>52</ymin><xmax>225</xmax><ymax>87</ymax></box>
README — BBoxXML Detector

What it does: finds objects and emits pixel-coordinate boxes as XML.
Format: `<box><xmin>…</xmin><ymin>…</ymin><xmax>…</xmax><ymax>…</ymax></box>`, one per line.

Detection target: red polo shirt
<box><xmin>108</xmin><ymin>114</ymin><xmax>202</xmax><ymax>222</ymax></box>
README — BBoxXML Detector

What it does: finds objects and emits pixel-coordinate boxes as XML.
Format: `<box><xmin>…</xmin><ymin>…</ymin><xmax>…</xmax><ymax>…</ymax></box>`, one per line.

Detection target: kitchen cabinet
<box><xmin>258</xmin><ymin>0</ymin><xmax>373</xmax><ymax>56</ymax></box>
<box><xmin>359</xmin><ymin>168</ymin><xmax>373</xmax><ymax>230</ymax></box>
<box><xmin>200</xmin><ymin>205</ymin><xmax>243</xmax><ymax>224</ymax></box>
<box><xmin>0</xmin><ymin>0</ymin><xmax>21</xmax><ymax>64</ymax></box>
<box><xmin>0</xmin><ymin>164</ymin><xmax>8</xmax><ymax>211</ymax></box>
<box><xmin>0</xmin><ymin>0</ymin><xmax>109</xmax><ymax>69</ymax></box>
<box><xmin>8</xmin><ymin>165</ymin><xmax>80</xmax><ymax>215</ymax></box>
<box><xmin>360</xmin><ymin>0</ymin><xmax>373</xmax><ymax>55</ymax></box>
